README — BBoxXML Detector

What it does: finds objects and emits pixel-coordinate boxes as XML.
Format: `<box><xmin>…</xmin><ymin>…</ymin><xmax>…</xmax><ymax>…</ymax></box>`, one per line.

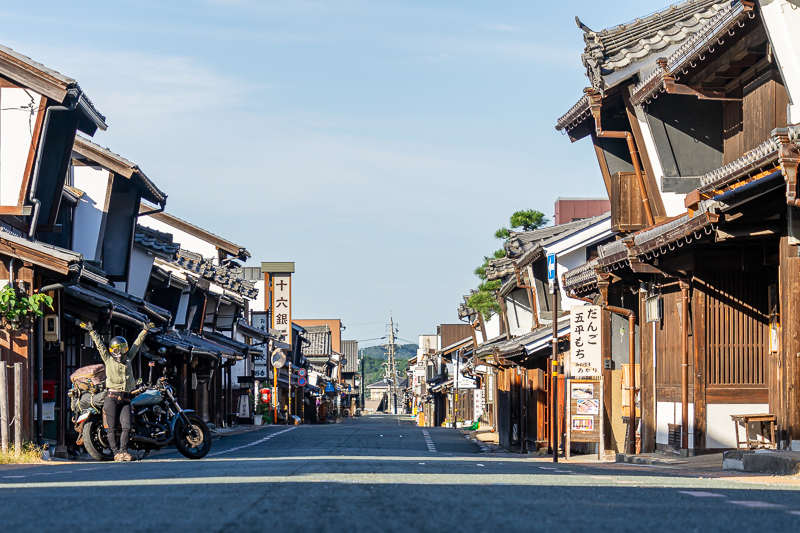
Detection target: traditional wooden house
<box><xmin>560</xmin><ymin>0</ymin><xmax>800</xmax><ymax>455</ymax></box>
<box><xmin>468</xmin><ymin>215</ymin><xmax>613</xmax><ymax>452</ymax></box>
<box><xmin>0</xmin><ymin>43</ymin><xmax>109</xmax><ymax>450</ymax></box>
<box><xmin>137</xmin><ymin>210</ymin><xmax>259</xmax><ymax>428</ymax></box>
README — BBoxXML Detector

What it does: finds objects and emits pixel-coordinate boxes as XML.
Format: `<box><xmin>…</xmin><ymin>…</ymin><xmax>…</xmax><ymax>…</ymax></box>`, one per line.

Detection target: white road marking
<box><xmin>476</xmin><ymin>464</ymin><xmax>484</xmax><ymax>467</ymax></box>
<box><xmin>539</xmin><ymin>467</ymin><xmax>558</xmax><ymax>470</ymax></box>
<box><xmin>728</xmin><ymin>501</ymin><xmax>784</xmax><ymax>509</ymax></box>
<box><xmin>786</xmin><ymin>511</ymin><xmax>800</xmax><ymax>516</ymax></box>
<box><xmin>679</xmin><ymin>491</ymin><xmax>725</xmax><ymax>498</ymax></box>
<box><xmin>2</xmin><ymin>475</ymin><xmax>25</xmax><ymax>479</ymax></box>
<box><xmin>207</xmin><ymin>426</ymin><xmax>298</xmax><ymax>457</ymax></box>
<box><xmin>422</xmin><ymin>430</ymin><xmax>436</xmax><ymax>452</ymax></box>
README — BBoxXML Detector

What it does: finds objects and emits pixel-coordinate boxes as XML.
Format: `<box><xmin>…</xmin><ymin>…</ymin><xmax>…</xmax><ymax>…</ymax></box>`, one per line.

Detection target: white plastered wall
<box><xmin>483</xmin><ymin>314</ymin><xmax>501</xmax><ymax>340</ymax></box>
<box><xmin>250</xmin><ymin>279</ymin><xmax>266</xmax><ymax>313</ymax></box>
<box><xmin>0</xmin><ymin>88</ymin><xmax>41</xmax><ymax>206</ymax></box>
<box><xmin>656</xmin><ymin>401</ymin><xmax>695</xmax><ymax>449</ymax></box>
<box><xmin>72</xmin><ymin>165</ymin><xmax>112</xmax><ymax>261</ymax></box>
<box><xmin>706</xmin><ymin>403</ymin><xmax>770</xmax><ymax>449</ymax></box>
<box><xmin>127</xmin><ymin>246</ymin><xmax>156</xmax><ymax>299</ymax></box>
<box><xmin>506</xmin><ymin>288</ymin><xmax>533</xmax><ymax>336</ymax></box>
<box><xmin>760</xmin><ymin>0</ymin><xmax>800</xmax><ymax>124</ymax></box>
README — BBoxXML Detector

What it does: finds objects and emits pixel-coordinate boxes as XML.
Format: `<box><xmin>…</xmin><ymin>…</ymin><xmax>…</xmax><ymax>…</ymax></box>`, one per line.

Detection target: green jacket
<box><xmin>89</xmin><ymin>329</ymin><xmax>149</xmax><ymax>392</ymax></box>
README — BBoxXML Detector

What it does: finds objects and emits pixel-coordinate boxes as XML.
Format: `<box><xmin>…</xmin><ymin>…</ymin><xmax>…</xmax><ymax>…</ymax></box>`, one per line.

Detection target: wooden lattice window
<box><xmin>705</xmin><ymin>270</ymin><xmax>768</xmax><ymax>386</ymax></box>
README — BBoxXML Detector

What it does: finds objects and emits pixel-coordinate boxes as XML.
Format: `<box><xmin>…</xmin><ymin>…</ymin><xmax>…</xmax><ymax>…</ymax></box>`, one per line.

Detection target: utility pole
<box><xmin>387</xmin><ymin>317</ymin><xmax>398</xmax><ymax>415</ymax></box>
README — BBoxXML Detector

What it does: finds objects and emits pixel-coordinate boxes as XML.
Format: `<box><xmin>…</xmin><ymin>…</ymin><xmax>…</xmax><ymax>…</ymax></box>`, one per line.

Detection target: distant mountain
<box><xmin>360</xmin><ymin>344</ymin><xmax>418</xmax><ymax>360</ymax></box>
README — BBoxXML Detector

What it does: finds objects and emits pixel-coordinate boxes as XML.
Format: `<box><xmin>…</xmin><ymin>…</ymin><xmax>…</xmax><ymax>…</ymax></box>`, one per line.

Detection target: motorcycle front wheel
<box><xmin>82</xmin><ymin>419</ymin><xmax>114</xmax><ymax>461</ymax></box>
<box><xmin>173</xmin><ymin>413</ymin><xmax>212</xmax><ymax>459</ymax></box>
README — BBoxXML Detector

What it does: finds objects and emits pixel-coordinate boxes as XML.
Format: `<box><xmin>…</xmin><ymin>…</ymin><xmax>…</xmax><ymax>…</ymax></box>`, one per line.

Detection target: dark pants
<box><xmin>103</xmin><ymin>392</ymin><xmax>132</xmax><ymax>455</ymax></box>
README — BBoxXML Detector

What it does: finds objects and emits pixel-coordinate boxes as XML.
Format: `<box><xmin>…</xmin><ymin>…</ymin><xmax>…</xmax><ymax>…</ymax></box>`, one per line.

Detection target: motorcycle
<box><xmin>71</xmin><ymin>360</ymin><xmax>212</xmax><ymax>461</ymax></box>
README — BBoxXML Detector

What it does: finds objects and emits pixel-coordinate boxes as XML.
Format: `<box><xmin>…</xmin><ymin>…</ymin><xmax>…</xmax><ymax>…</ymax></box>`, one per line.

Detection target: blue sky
<box><xmin>2</xmin><ymin>0</ymin><xmax>671</xmax><ymax>346</ymax></box>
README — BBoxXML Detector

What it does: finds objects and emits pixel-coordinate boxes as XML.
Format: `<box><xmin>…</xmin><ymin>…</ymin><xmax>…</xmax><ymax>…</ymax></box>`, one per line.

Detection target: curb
<box><xmin>615</xmin><ymin>453</ymin><xmax>687</xmax><ymax>467</ymax></box>
<box><xmin>723</xmin><ymin>450</ymin><xmax>800</xmax><ymax>476</ymax></box>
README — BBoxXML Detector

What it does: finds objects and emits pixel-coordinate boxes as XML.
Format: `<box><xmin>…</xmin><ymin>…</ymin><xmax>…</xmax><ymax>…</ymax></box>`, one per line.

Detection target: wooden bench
<box><xmin>730</xmin><ymin>414</ymin><xmax>777</xmax><ymax>450</ymax></box>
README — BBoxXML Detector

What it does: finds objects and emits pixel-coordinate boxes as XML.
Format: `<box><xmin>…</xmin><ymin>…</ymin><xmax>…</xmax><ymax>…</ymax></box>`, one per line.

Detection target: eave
<box><xmin>630</xmin><ymin>1</ymin><xmax>755</xmax><ymax>107</ymax></box>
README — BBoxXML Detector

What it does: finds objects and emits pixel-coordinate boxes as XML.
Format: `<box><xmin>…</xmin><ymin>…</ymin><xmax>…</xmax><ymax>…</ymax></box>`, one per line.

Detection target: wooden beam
<box><xmin>0</xmin><ymin>51</ymin><xmax>68</xmax><ymax>102</ymax></box>
<box><xmin>17</xmin><ymin>96</ymin><xmax>47</xmax><ymax>207</ymax></box>
<box><xmin>0</xmin><ymin>206</ymin><xmax>32</xmax><ymax>216</ymax></box>
<box><xmin>0</xmin><ymin>241</ymin><xmax>70</xmax><ymax>275</ymax></box>
<box><xmin>591</xmin><ymin>132</ymin><xmax>613</xmax><ymax>197</ymax></box>
<box><xmin>72</xmin><ymin>138</ymin><xmax>135</xmax><ymax>178</ymax></box>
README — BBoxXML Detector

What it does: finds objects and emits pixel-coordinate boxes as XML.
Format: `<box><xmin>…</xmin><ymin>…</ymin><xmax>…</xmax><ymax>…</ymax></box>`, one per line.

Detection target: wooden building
<box><xmin>559</xmin><ymin>0</ymin><xmax>800</xmax><ymax>454</ymax></box>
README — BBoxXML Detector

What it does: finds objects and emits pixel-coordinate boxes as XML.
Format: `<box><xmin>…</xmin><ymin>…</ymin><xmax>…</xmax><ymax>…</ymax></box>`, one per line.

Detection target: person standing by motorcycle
<box><xmin>78</xmin><ymin>320</ymin><xmax>155</xmax><ymax>462</ymax></box>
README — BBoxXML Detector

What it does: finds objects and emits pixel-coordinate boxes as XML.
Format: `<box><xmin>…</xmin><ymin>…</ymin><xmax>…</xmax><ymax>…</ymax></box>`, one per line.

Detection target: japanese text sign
<box><xmin>270</xmin><ymin>273</ymin><xmax>292</xmax><ymax>347</ymax></box>
<box><xmin>569</xmin><ymin>305</ymin><xmax>602</xmax><ymax>378</ymax></box>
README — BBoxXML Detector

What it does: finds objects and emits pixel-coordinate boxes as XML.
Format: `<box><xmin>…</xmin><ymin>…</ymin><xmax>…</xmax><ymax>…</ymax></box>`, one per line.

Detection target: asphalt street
<box><xmin>1</xmin><ymin>414</ymin><xmax>799</xmax><ymax>532</ymax></box>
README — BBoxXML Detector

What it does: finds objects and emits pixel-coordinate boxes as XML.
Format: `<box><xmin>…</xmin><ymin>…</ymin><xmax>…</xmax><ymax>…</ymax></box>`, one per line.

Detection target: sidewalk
<box><xmin>616</xmin><ymin>452</ymin><xmax>724</xmax><ymax>472</ymax></box>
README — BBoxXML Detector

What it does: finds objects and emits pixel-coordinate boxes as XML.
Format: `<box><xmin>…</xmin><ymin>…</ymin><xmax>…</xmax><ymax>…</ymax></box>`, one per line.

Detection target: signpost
<box><xmin>567</xmin><ymin>305</ymin><xmax>604</xmax><ymax>460</ymax></box>
<box><xmin>547</xmin><ymin>253</ymin><xmax>556</xmax><ymax>294</ymax></box>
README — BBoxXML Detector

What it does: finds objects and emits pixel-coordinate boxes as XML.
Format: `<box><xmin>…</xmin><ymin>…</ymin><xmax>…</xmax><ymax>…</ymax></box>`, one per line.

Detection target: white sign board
<box><xmin>253</xmin><ymin>365</ymin><xmax>269</xmax><ymax>379</ymax></box>
<box><xmin>237</xmin><ymin>394</ymin><xmax>251</xmax><ymax>418</ymax></box>
<box><xmin>474</xmin><ymin>388</ymin><xmax>485</xmax><ymax>420</ymax></box>
<box><xmin>252</xmin><ymin>311</ymin><xmax>268</xmax><ymax>331</ymax></box>
<box><xmin>570</xmin><ymin>305</ymin><xmax>602</xmax><ymax>378</ymax></box>
<box><xmin>270</xmin><ymin>273</ymin><xmax>292</xmax><ymax>347</ymax></box>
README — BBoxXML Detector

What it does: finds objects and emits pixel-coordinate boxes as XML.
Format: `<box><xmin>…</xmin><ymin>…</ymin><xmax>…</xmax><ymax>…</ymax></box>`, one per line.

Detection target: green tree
<box><xmin>470</xmin><ymin>209</ymin><xmax>548</xmax><ymax>320</ymax></box>
<box><xmin>495</xmin><ymin>209</ymin><xmax>549</xmax><ymax>238</ymax></box>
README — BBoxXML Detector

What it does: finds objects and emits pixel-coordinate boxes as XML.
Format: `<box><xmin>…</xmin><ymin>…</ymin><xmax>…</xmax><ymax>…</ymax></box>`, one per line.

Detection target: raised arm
<box><xmin>127</xmin><ymin>323</ymin><xmax>154</xmax><ymax>362</ymax></box>
<box><xmin>80</xmin><ymin>322</ymin><xmax>111</xmax><ymax>364</ymax></box>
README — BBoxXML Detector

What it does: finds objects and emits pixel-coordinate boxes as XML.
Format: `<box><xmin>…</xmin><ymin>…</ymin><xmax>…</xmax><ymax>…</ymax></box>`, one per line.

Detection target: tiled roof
<box><xmin>169</xmin><ymin>248</ymin><xmax>259</xmax><ymax>299</ymax></box>
<box><xmin>302</xmin><ymin>325</ymin><xmax>332</xmax><ymax>356</ymax></box>
<box><xmin>630</xmin><ymin>1</ymin><xmax>754</xmax><ymax>106</ymax></box>
<box><xmin>341</xmin><ymin>340</ymin><xmax>359</xmax><ymax>373</ymax></box>
<box><xmin>562</xmin><ymin>259</ymin><xmax>600</xmax><ymax>292</ymax></box>
<box><xmin>556</xmin><ymin>93</ymin><xmax>591</xmax><ymax>132</ymax></box>
<box><xmin>698</xmin><ymin>126</ymin><xmax>800</xmax><ymax>189</ymax></box>
<box><xmin>484</xmin><ymin>257</ymin><xmax>515</xmax><ymax>281</ymax></box>
<box><xmin>134</xmin><ymin>224</ymin><xmax>180</xmax><ymax>258</ymax></box>
<box><xmin>581</xmin><ymin>0</ymin><xmax>728</xmax><ymax>91</ymax></box>
<box><xmin>506</xmin><ymin>214</ymin><xmax>611</xmax><ymax>260</ymax></box>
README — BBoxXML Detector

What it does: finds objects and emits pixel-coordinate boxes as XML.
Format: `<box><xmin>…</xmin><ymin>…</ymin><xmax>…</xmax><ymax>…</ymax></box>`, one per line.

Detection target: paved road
<box><xmin>2</xmin><ymin>414</ymin><xmax>800</xmax><ymax>532</ymax></box>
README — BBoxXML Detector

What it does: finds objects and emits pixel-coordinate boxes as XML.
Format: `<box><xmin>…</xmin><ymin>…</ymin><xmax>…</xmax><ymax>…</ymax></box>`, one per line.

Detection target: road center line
<box><xmin>422</xmin><ymin>430</ymin><xmax>436</xmax><ymax>453</ymax></box>
<box><xmin>678</xmin><ymin>491</ymin><xmax>725</xmax><ymax>498</ymax></box>
<box><xmin>208</xmin><ymin>426</ymin><xmax>298</xmax><ymax>457</ymax></box>
<box><xmin>728</xmin><ymin>501</ymin><xmax>784</xmax><ymax>509</ymax></box>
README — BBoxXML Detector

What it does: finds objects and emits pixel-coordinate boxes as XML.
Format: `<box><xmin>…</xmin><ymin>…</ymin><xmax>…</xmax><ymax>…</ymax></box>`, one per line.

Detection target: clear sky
<box><xmin>2</xmin><ymin>0</ymin><xmax>671</xmax><ymax>347</ymax></box>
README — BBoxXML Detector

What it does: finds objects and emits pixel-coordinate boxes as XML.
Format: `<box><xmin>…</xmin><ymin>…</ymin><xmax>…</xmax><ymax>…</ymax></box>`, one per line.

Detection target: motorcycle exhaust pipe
<box><xmin>130</xmin><ymin>434</ymin><xmax>162</xmax><ymax>447</ymax></box>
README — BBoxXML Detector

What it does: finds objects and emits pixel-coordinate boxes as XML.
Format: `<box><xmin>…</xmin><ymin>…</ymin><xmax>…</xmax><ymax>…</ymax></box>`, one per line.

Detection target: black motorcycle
<box><xmin>71</xmin><ymin>361</ymin><xmax>212</xmax><ymax>461</ymax></box>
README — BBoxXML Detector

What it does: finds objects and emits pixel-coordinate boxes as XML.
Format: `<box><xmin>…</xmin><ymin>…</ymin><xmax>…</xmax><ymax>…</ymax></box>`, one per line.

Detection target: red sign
<box><xmin>298</xmin><ymin>368</ymin><xmax>307</xmax><ymax>378</ymax></box>
<box><xmin>298</xmin><ymin>377</ymin><xmax>307</xmax><ymax>387</ymax></box>
<box><xmin>35</xmin><ymin>381</ymin><xmax>56</xmax><ymax>400</ymax></box>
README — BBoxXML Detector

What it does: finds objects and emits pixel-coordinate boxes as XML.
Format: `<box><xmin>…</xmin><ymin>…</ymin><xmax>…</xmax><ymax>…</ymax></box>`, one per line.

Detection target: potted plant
<box><xmin>253</xmin><ymin>388</ymin><xmax>272</xmax><ymax>425</ymax></box>
<box><xmin>0</xmin><ymin>285</ymin><xmax>53</xmax><ymax>331</ymax></box>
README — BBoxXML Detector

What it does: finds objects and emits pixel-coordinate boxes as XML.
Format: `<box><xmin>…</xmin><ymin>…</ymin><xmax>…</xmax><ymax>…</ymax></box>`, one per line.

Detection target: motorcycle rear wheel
<box><xmin>174</xmin><ymin>413</ymin><xmax>212</xmax><ymax>459</ymax></box>
<box><xmin>83</xmin><ymin>419</ymin><xmax>114</xmax><ymax>461</ymax></box>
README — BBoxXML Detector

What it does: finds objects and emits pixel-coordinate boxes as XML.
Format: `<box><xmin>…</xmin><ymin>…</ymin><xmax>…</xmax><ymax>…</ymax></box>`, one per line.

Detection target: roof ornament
<box><xmin>575</xmin><ymin>16</ymin><xmax>593</xmax><ymax>33</ymax></box>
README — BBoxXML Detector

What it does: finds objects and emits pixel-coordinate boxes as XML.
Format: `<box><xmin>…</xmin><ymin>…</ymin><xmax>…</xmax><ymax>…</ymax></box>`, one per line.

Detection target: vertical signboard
<box><xmin>568</xmin><ymin>380</ymin><xmax>602</xmax><ymax>445</ymax></box>
<box><xmin>569</xmin><ymin>305</ymin><xmax>602</xmax><ymax>378</ymax></box>
<box><xmin>271</xmin><ymin>273</ymin><xmax>292</xmax><ymax>347</ymax></box>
